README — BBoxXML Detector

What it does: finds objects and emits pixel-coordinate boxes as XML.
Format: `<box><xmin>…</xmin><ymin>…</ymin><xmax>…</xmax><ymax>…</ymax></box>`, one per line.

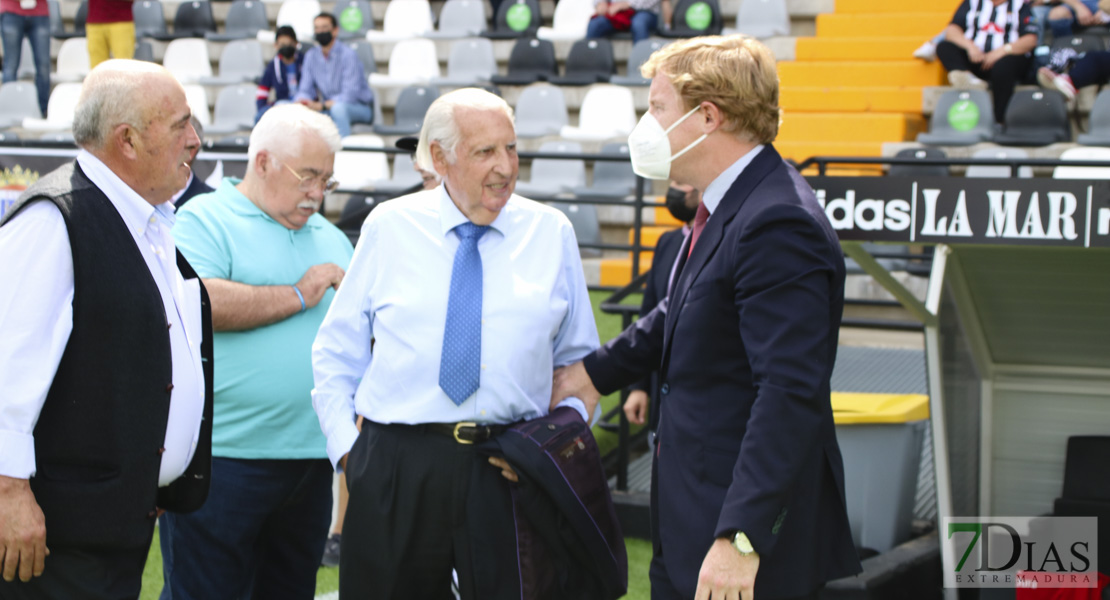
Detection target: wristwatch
<box><xmin>1004</xmin><ymin>43</ymin><xmax>1014</xmax><ymax>55</ymax></box>
<box><xmin>731</xmin><ymin>531</ymin><xmax>756</xmax><ymax>556</ymax></box>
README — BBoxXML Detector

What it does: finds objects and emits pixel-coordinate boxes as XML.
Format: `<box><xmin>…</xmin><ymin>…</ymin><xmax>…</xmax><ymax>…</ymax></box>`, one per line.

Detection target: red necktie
<box><xmin>687</xmin><ymin>202</ymin><xmax>710</xmax><ymax>258</ymax></box>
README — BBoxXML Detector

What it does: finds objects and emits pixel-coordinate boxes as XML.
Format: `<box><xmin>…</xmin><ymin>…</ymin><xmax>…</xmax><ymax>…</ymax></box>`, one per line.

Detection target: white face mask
<box><xmin>628</xmin><ymin>105</ymin><xmax>707</xmax><ymax>181</ymax></box>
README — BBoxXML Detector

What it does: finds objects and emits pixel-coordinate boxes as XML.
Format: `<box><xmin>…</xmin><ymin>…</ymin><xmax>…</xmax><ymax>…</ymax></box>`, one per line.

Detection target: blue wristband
<box><xmin>292</xmin><ymin>284</ymin><xmax>306</xmax><ymax>313</ymax></box>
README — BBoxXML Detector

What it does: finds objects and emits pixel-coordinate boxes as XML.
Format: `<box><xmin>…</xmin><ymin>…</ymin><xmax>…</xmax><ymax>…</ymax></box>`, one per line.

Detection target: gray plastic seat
<box><xmin>888</xmin><ymin>147</ymin><xmax>949</xmax><ymax>177</ymax></box>
<box><xmin>571</xmin><ymin>142</ymin><xmax>635</xmax><ymax>198</ymax></box>
<box><xmin>965</xmin><ymin>147</ymin><xmax>1033</xmax><ymax>178</ymax></box>
<box><xmin>490</xmin><ymin>38</ymin><xmax>556</xmax><ymax>85</ymax></box>
<box><xmin>52</xmin><ymin>0</ymin><xmax>86</xmax><ymax>39</ymax></box>
<box><xmin>160</xmin><ymin>1</ymin><xmax>216</xmax><ymax>40</ymax></box>
<box><xmin>0</xmin><ymin>82</ymin><xmax>43</xmax><ymax>129</ymax></box>
<box><xmin>132</xmin><ymin>0</ymin><xmax>167</xmax><ymax>39</ymax></box>
<box><xmin>427</xmin><ymin>0</ymin><xmax>487</xmax><ymax>39</ymax></box>
<box><xmin>993</xmin><ymin>89</ymin><xmax>1072</xmax><ymax>146</ymax></box>
<box><xmin>433</xmin><ymin>38</ymin><xmax>496</xmax><ymax>86</ymax></box>
<box><xmin>660</xmin><ymin>0</ymin><xmax>722</xmax><ymax>38</ymax></box>
<box><xmin>201</xmin><ymin>39</ymin><xmax>264</xmax><ymax>85</ymax></box>
<box><xmin>347</xmin><ymin>40</ymin><xmax>377</xmax><ymax>75</ymax></box>
<box><xmin>513</xmin><ymin>84</ymin><xmax>567</xmax><ymax>138</ymax></box>
<box><xmin>515</xmin><ymin>141</ymin><xmax>586</xmax><ymax>198</ymax></box>
<box><xmin>549</xmin><ymin>38</ymin><xmax>615</xmax><ymax>86</ymax></box>
<box><xmin>205</xmin><ymin>84</ymin><xmax>257</xmax><ymax>135</ymax></box>
<box><xmin>133</xmin><ymin>39</ymin><xmax>155</xmax><ymax>62</ymax></box>
<box><xmin>549</xmin><ymin>202</ymin><xmax>601</xmax><ymax>257</ymax></box>
<box><xmin>733</xmin><ymin>0</ymin><xmax>788</xmax><ymax>38</ymax></box>
<box><xmin>373</xmin><ymin>85</ymin><xmax>439</xmax><ymax>135</ymax></box>
<box><xmin>207</xmin><ymin>0</ymin><xmax>269</xmax><ymax>41</ymax></box>
<box><xmin>373</xmin><ymin>153</ymin><xmax>424</xmax><ymax>196</ymax></box>
<box><xmin>334</xmin><ymin>0</ymin><xmax>374</xmax><ymax>40</ymax></box>
<box><xmin>611</xmin><ymin>39</ymin><xmax>667</xmax><ymax>86</ymax></box>
<box><xmin>483</xmin><ymin>0</ymin><xmax>541</xmax><ymax>39</ymax></box>
<box><xmin>917</xmin><ymin>89</ymin><xmax>995</xmax><ymax>146</ymax></box>
<box><xmin>0</xmin><ymin>132</ymin><xmax>20</xmax><ymax>142</ymax></box>
<box><xmin>1077</xmin><ymin>89</ymin><xmax>1110</xmax><ymax>145</ymax></box>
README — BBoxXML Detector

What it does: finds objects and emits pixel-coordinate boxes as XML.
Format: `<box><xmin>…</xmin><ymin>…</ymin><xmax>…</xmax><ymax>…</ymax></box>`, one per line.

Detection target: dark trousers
<box><xmin>0</xmin><ymin>544</ymin><xmax>151</xmax><ymax>600</ymax></box>
<box><xmin>158</xmin><ymin>457</ymin><xmax>333</xmax><ymax>600</ymax></box>
<box><xmin>1069</xmin><ymin>49</ymin><xmax>1110</xmax><ymax>88</ymax></box>
<box><xmin>340</xmin><ymin>421</ymin><xmax>520</xmax><ymax>600</ymax></box>
<box><xmin>937</xmin><ymin>40</ymin><xmax>1031</xmax><ymax>123</ymax></box>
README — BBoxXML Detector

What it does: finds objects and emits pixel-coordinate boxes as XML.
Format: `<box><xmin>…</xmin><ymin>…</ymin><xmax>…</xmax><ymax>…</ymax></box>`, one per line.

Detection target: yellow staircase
<box><xmin>598</xmin><ymin>0</ymin><xmax>961</xmax><ymax>287</ymax></box>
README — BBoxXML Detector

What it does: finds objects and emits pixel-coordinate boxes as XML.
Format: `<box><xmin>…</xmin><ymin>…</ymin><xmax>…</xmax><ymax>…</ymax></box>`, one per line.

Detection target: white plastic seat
<box><xmin>730</xmin><ymin>0</ymin><xmax>788</xmax><ymax>39</ymax></box>
<box><xmin>51</xmin><ymin>37</ymin><xmax>90</xmax><ymax>83</ymax></box>
<box><xmin>514</xmin><ymin>84</ymin><xmax>567</xmax><ymax>138</ymax></box>
<box><xmin>426</xmin><ymin>0</ymin><xmax>486</xmax><ymax>39</ymax></box>
<box><xmin>205</xmin><ymin>84</ymin><xmax>257</xmax><ymax>135</ymax></box>
<box><xmin>536</xmin><ymin>0</ymin><xmax>593</xmax><ymax>42</ymax></box>
<box><xmin>22</xmin><ymin>83</ymin><xmax>83</xmax><ymax>131</ymax></box>
<box><xmin>364</xmin><ymin>0</ymin><xmax>434</xmax><ymax>43</ymax></box>
<box><xmin>0</xmin><ymin>81</ymin><xmax>42</xmax><ymax>128</ymax></box>
<box><xmin>1053</xmin><ymin>146</ymin><xmax>1110</xmax><ymax>179</ymax></box>
<box><xmin>334</xmin><ymin>146</ymin><xmax>390</xmax><ymax>191</ymax></box>
<box><xmin>559</xmin><ymin>84</ymin><xmax>636</xmax><ymax>142</ymax></box>
<box><xmin>965</xmin><ymin>147</ymin><xmax>1033</xmax><ymax>179</ymax></box>
<box><xmin>515</xmin><ymin>140</ymin><xmax>585</xmax><ymax>198</ymax></box>
<box><xmin>200</xmin><ymin>39</ymin><xmax>264</xmax><ymax>85</ymax></box>
<box><xmin>432</xmin><ymin>38</ymin><xmax>496</xmax><ymax>86</ymax></box>
<box><xmin>182</xmin><ymin>84</ymin><xmax>212</xmax><ymax>126</ymax></box>
<box><xmin>162</xmin><ymin>38</ymin><xmax>213</xmax><ymax>83</ymax></box>
<box><xmin>368</xmin><ymin>38</ymin><xmax>439</xmax><ymax>88</ymax></box>
<box><xmin>258</xmin><ymin>0</ymin><xmax>321</xmax><ymax>43</ymax></box>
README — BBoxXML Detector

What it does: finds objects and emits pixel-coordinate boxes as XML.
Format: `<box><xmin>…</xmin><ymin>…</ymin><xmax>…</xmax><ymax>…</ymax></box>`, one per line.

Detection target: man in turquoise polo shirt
<box><xmin>158</xmin><ymin>103</ymin><xmax>353</xmax><ymax>600</ymax></box>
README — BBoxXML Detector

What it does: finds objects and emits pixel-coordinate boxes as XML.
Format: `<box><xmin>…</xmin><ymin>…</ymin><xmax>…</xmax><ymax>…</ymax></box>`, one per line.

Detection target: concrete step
<box><xmin>832</xmin><ymin>0</ymin><xmax>961</xmax><ymax>14</ymax></box>
<box><xmin>782</xmin><ymin>86</ymin><xmax>925</xmax><ymax>113</ymax></box>
<box><xmin>779</xmin><ymin>60</ymin><xmax>946</xmax><ymax>87</ymax></box>
<box><xmin>815</xmin><ymin>13</ymin><xmax>952</xmax><ymax>38</ymax></box>
<box><xmin>793</xmin><ymin>37</ymin><xmax>926</xmax><ymax>62</ymax></box>
<box><xmin>779</xmin><ymin>112</ymin><xmax>927</xmax><ymax>143</ymax></box>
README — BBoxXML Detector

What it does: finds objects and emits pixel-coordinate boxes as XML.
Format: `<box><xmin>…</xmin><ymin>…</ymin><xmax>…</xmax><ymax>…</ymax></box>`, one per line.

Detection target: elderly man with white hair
<box><xmin>311</xmin><ymin>88</ymin><xmax>601</xmax><ymax>598</ymax></box>
<box><xmin>158</xmin><ymin>103</ymin><xmax>353</xmax><ymax>600</ymax></box>
<box><xmin>0</xmin><ymin>59</ymin><xmax>211</xmax><ymax>598</ymax></box>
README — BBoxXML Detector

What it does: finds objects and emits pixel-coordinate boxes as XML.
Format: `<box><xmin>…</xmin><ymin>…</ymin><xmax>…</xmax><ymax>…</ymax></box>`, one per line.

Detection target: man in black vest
<box><xmin>0</xmin><ymin>59</ymin><xmax>214</xmax><ymax>599</ymax></box>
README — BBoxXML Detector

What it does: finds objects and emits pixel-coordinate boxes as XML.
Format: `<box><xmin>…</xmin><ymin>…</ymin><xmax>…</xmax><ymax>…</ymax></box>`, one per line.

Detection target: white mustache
<box><xmin>298</xmin><ymin>200</ymin><xmax>320</xmax><ymax>211</ymax></box>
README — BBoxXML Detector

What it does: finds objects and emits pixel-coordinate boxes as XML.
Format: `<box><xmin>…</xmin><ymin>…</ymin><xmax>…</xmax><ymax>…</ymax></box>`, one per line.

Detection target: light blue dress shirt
<box><xmin>312</xmin><ymin>186</ymin><xmax>600</xmax><ymax>468</ymax></box>
<box><xmin>294</xmin><ymin>41</ymin><xmax>373</xmax><ymax>106</ymax></box>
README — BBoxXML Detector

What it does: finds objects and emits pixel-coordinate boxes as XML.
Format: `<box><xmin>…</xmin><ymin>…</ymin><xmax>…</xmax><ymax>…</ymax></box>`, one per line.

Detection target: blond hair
<box><xmin>641</xmin><ymin>35</ymin><xmax>781</xmax><ymax>144</ymax></box>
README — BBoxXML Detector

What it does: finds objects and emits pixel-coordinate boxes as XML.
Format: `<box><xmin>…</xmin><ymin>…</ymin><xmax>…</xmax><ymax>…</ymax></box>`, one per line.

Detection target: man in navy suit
<box><xmin>553</xmin><ymin>35</ymin><xmax>860</xmax><ymax>600</ymax></box>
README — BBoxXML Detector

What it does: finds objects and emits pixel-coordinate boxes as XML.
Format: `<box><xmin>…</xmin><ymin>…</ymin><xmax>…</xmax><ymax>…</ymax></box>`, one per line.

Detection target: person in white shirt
<box><xmin>0</xmin><ymin>59</ymin><xmax>211</xmax><ymax>598</ymax></box>
<box><xmin>311</xmin><ymin>88</ymin><xmax>600</xmax><ymax>599</ymax></box>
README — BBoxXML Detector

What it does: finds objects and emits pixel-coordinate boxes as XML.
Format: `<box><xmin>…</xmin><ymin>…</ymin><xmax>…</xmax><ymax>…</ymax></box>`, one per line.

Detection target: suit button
<box><xmin>165</xmin><ymin>383</ymin><xmax>174</xmax><ymax>393</ymax></box>
<box><xmin>660</xmin><ymin>383</ymin><xmax>669</xmax><ymax>395</ymax></box>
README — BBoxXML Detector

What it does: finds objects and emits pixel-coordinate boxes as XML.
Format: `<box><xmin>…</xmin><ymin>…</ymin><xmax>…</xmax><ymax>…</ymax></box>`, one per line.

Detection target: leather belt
<box><xmin>423</xmin><ymin>422</ymin><xmax>510</xmax><ymax>444</ymax></box>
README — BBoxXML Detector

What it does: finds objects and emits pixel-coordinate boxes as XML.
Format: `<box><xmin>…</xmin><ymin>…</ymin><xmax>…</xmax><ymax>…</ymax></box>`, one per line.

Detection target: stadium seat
<box><xmin>0</xmin><ymin>132</ymin><xmax>20</xmax><ymax>142</ymax></box>
<box><xmin>537</xmin><ymin>0</ymin><xmax>593</xmax><ymax>42</ymax></box>
<box><xmin>965</xmin><ymin>147</ymin><xmax>1033</xmax><ymax>178</ymax></box>
<box><xmin>152</xmin><ymin>0</ymin><xmax>216</xmax><ymax>41</ymax></box>
<box><xmin>335</xmin><ymin>0</ymin><xmax>375</xmax><ymax>40</ymax></box>
<box><xmin>372</xmin><ymin>85</ymin><xmax>439</xmax><ymax>135</ymax></box>
<box><xmin>571</xmin><ymin>142</ymin><xmax>635</xmax><ymax>198</ymax></box>
<box><xmin>560</xmin><ymin>84</ymin><xmax>636</xmax><ymax>142</ymax></box>
<box><xmin>427</xmin><ymin>0</ymin><xmax>487</xmax><ymax>39</ymax></box>
<box><xmin>15</xmin><ymin>39</ymin><xmax>36</xmax><ymax>81</ymax></box>
<box><xmin>514</xmin><ymin>84</ymin><xmax>568</xmax><ymax>138</ymax></box>
<box><xmin>887</xmin><ymin>147</ymin><xmax>948</xmax><ymax>177</ymax></box>
<box><xmin>993</xmin><ymin>89</ymin><xmax>1071</xmax><ymax>146</ymax></box>
<box><xmin>39</xmin><ymin>132</ymin><xmax>75</xmax><ymax>143</ymax></box>
<box><xmin>660</xmin><ymin>0</ymin><xmax>722</xmax><ymax>38</ymax></box>
<box><xmin>483</xmin><ymin>0</ymin><xmax>542</xmax><ymax>39</ymax></box>
<box><xmin>549</xmin><ymin>201</ymin><xmax>602</xmax><ymax>257</ymax></box>
<box><xmin>48</xmin><ymin>0</ymin><xmax>64</xmax><ymax>38</ymax></box>
<box><xmin>1077</xmin><ymin>89</ymin><xmax>1110</xmax><ymax>146</ymax></box>
<box><xmin>365</xmin><ymin>0</ymin><xmax>434</xmax><ymax>42</ymax></box>
<box><xmin>264</xmin><ymin>0</ymin><xmax>322</xmax><ymax>43</ymax></box>
<box><xmin>731</xmin><ymin>0</ymin><xmax>788</xmax><ymax>38</ymax></box>
<box><xmin>201</xmin><ymin>39</ymin><xmax>264</xmax><ymax>85</ymax></box>
<box><xmin>134</xmin><ymin>39</ymin><xmax>155</xmax><ymax>62</ymax></box>
<box><xmin>132</xmin><ymin>0</ymin><xmax>167</xmax><ymax>39</ymax></box>
<box><xmin>205</xmin><ymin>84</ymin><xmax>257</xmax><ymax>135</ymax></box>
<box><xmin>50</xmin><ymin>38</ymin><xmax>90</xmax><ymax>84</ymax></box>
<box><xmin>1049</xmin><ymin>33</ymin><xmax>1106</xmax><ymax>60</ymax></box>
<box><xmin>917</xmin><ymin>89</ymin><xmax>995</xmax><ymax>146</ymax></box>
<box><xmin>22</xmin><ymin>82</ymin><xmax>82</xmax><ymax>131</ymax></box>
<box><xmin>207</xmin><ymin>0</ymin><xmax>270</xmax><ymax>42</ymax></box>
<box><xmin>549</xmin><ymin>38</ymin><xmax>615</xmax><ymax>86</ymax></box>
<box><xmin>1053</xmin><ymin>146</ymin><xmax>1110</xmax><ymax>179</ymax></box>
<box><xmin>515</xmin><ymin>140</ymin><xmax>586</xmax><ymax>198</ymax></box>
<box><xmin>182</xmin><ymin>84</ymin><xmax>212</xmax><ymax>126</ymax></box>
<box><xmin>51</xmin><ymin>0</ymin><xmax>86</xmax><ymax>40</ymax></box>
<box><xmin>163</xmin><ymin>38</ymin><xmax>214</xmax><ymax>84</ymax></box>
<box><xmin>0</xmin><ymin>82</ymin><xmax>42</xmax><ymax>129</ymax></box>
<box><xmin>347</xmin><ymin>39</ymin><xmax>378</xmax><ymax>75</ymax></box>
<box><xmin>433</xmin><ymin>38</ymin><xmax>496</xmax><ymax>86</ymax></box>
<box><xmin>611</xmin><ymin>38</ymin><xmax>667</xmax><ymax>86</ymax></box>
<box><xmin>372</xmin><ymin>153</ymin><xmax>424</xmax><ymax>196</ymax></box>
<box><xmin>335</xmin><ymin>136</ymin><xmax>390</xmax><ymax>190</ymax></box>
<box><xmin>490</xmin><ymin>38</ymin><xmax>557</xmax><ymax>85</ymax></box>
<box><xmin>368</xmin><ymin>38</ymin><xmax>439</xmax><ymax>88</ymax></box>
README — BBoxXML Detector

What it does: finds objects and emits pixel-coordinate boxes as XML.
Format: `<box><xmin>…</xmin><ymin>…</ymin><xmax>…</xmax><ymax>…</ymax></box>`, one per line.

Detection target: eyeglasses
<box><xmin>281</xmin><ymin>162</ymin><xmax>339</xmax><ymax>193</ymax></box>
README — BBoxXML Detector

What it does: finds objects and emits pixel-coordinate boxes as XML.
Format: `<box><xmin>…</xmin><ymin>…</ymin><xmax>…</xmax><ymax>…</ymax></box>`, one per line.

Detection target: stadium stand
<box><xmin>548</xmin><ymin>37</ymin><xmax>615</xmax><ymax>86</ymax></box>
<box><xmin>426</xmin><ymin>0</ymin><xmax>487</xmax><ymax>39</ymax></box>
<box><xmin>200</xmin><ymin>39</ymin><xmax>264</xmax><ymax>86</ymax></box>
<box><xmin>514</xmin><ymin>140</ymin><xmax>586</xmax><ymax>198</ymax></box>
<box><xmin>483</xmin><ymin>0</ymin><xmax>542</xmax><ymax>39</ymax></box>
<box><xmin>206</xmin><ymin>0</ymin><xmax>270</xmax><ymax>42</ymax></box>
<box><xmin>372</xmin><ymin>84</ymin><xmax>439</xmax><ymax>135</ymax></box>
<box><xmin>916</xmin><ymin>89</ymin><xmax>994</xmax><ymax>146</ymax></box>
<box><xmin>433</xmin><ymin>37</ymin><xmax>497</xmax><ymax>86</ymax></box>
<box><xmin>730</xmin><ymin>0</ymin><xmax>789</xmax><ymax>39</ymax></box>
<box><xmin>364</xmin><ymin>0</ymin><xmax>434</xmax><ymax>43</ymax></box>
<box><xmin>993</xmin><ymin>89</ymin><xmax>1071</xmax><ymax>146</ymax></box>
<box><xmin>559</xmin><ymin>84</ymin><xmax>635</xmax><ymax>142</ymax></box>
<box><xmin>490</xmin><ymin>37</ymin><xmax>557</xmax><ymax>85</ymax></box>
<box><xmin>0</xmin><ymin>82</ymin><xmax>42</xmax><ymax>129</ymax></box>
<box><xmin>334</xmin><ymin>0</ymin><xmax>374</xmax><ymax>40</ymax></box>
<box><xmin>965</xmin><ymin>147</ymin><xmax>1033</xmax><ymax>179</ymax></box>
<box><xmin>513</xmin><ymin>83</ymin><xmax>568</xmax><ymax>138</ymax></box>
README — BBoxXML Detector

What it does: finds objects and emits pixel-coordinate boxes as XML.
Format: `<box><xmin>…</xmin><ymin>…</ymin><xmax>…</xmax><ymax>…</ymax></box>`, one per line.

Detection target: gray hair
<box><xmin>415</xmin><ymin>88</ymin><xmax>514</xmax><ymax>173</ymax></box>
<box><xmin>72</xmin><ymin>59</ymin><xmax>167</xmax><ymax>150</ymax></box>
<box><xmin>248</xmin><ymin>103</ymin><xmax>342</xmax><ymax>169</ymax></box>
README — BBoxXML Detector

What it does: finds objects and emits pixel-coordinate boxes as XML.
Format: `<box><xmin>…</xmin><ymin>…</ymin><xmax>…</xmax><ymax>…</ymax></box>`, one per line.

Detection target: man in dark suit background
<box><xmin>553</xmin><ymin>35</ymin><xmax>860</xmax><ymax>600</ymax></box>
<box><xmin>0</xmin><ymin>59</ymin><xmax>213</xmax><ymax>598</ymax></box>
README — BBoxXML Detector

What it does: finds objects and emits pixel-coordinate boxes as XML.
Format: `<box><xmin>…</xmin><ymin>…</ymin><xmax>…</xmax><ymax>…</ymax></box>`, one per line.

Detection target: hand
<box><xmin>623</xmin><ymin>390</ymin><xmax>649</xmax><ymax>426</ymax></box>
<box><xmin>982</xmin><ymin>48</ymin><xmax>1006</xmax><ymax>70</ymax></box>
<box><xmin>296</xmin><ymin>263</ymin><xmax>345</xmax><ymax>309</ymax></box>
<box><xmin>0</xmin><ymin>476</ymin><xmax>49</xmax><ymax>582</ymax></box>
<box><xmin>608</xmin><ymin>1</ymin><xmax>630</xmax><ymax>14</ymax></box>
<box><xmin>551</xmin><ymin>362</ymin><xmax>601</xmax><ymax>421</ymax></box>
<box><xmin>967</xmin><ymin>46</ymin><xmax>985</xmax><ymax>64</ymax></box>
<box><xmin>593</xmin><ymin>1</ymin><xmax>608</xmax><ymax>16</ymax></box>
<box><xmin>1075</xmin><ymin>2</ymin><xmax>1097</xmax><ymax>25</ymax></box>
<box><xmin>488</xmin><ymin>457</ymin><xmax>519</xmax><ymax>483</ymax></box>
<box><xmin>694</xmin><ymin>538</ymin><xmax>759</xmax><ymax>600</ymax></box>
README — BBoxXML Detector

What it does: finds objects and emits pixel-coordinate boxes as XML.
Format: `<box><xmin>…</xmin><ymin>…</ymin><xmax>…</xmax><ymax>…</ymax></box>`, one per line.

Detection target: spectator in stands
<box><xmin>1046</xmin><ymin>0</ymin><xmax>1108</xmax><ymax>38</ymax></box>
<box><xmin>586</xmin><ymin>0</ymin><xmax>671</xmax><ymax>44</ymax></box>
<box><xmin>396</xmin><ymin>135</ymin><xmax>440</xmax><ymax>192</ymax></box>
<box><xmin>1037</xmin><ymin>49</ymin><xmax>1110</xmax><ymax>100</ymax></box>
<box><xmin>622</xmin><ymin>182</ymin><xmax>698</xmax><ymax>430</ymax></box>
<box><xmin>294</xmin><ymin>13</ymin><xmax>374</xmax><ymax>138</ymax></box>
<box><xmin>85</xmin><ymin>0</ymin><xmax>134</xmax><ymax>67</ymax></box>
<box><xmin>915</xmin><ymin>0</ymin><xmax>1052</xmax><ymax>61</ymax></box>
<box><xmin>256</xmin><ymin>25</ymin><xmax>304</xmax><ymax>124</ymax></box>
<box><xmin>173</xmin><ymin>116</ymin><xmax>214</xmax><ymax>209</ymax></box>
<box><xmin>159</xmin><ymin>103</ymin><xmax>353</xmax><ymax>600</ymax></box>
<box><xmin>1</xmin><ymin>0</ymin><xmax>50</xmax><ymax>116</ymax></box>
<box><xmin>937</xmin><ymin>0</ymin><xmax>1038</xmax><ymax>124</ymax></box>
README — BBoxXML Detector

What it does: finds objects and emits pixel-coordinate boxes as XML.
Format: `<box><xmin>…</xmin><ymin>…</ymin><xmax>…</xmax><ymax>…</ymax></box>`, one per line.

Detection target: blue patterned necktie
<box><xmin>439</xmin><ymin>222</ymin><xmax>490</xmax><ymax>405</ymax></box>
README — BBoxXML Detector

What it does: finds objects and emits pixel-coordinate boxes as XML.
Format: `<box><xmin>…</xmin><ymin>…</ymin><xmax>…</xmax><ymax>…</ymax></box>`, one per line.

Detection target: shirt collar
<box><xmin>222</xmin><ymin>177</ymin><xmax>323</xmax><ymax>229</ymax></box>
<box><xmin>76</xmin><ymin>150</ymin><xmax>176</xmax><ymax>238</ymax></box>
<box><xmin>436</xmin><ymin>184</ymin><xmax>509</xmax><ymax>238</ymax></box>
<box><xmin>701</xmin><ymin>144</ymin><xmax>764</xmax><ymax>216</ymax></box>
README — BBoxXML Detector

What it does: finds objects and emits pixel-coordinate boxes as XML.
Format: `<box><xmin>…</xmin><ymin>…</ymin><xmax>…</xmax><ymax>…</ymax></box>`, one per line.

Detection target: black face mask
<box><xmin>665</xmin><ymin>187</ymin><xmax>698</xmax><ymax>223</ymax></box>
<box><xmin>314</xmin><ymin>31</ymin><xmax>333</xmax><ymax>47</ymax></box>
<box><xmin>277</xmin><ymin>44</ymin><xmax>296</xmax><ymax>59</ymax></box>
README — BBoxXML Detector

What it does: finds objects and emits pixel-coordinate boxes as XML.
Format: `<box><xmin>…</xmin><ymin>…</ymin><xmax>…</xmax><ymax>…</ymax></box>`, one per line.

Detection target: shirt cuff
<box><xmin>326</xmin><ymin>419</ymin><xmax>361</xmax><ymax>473</ymax></box>
<box><xmin>554</xmin><ymin>397</ymin><xmax>601</xmax><ymax>427</ymax></box>
<box><xmin>0</xmin><ymin>430</ymin><xmax>36</xmax><ymax>479</ymax></box>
